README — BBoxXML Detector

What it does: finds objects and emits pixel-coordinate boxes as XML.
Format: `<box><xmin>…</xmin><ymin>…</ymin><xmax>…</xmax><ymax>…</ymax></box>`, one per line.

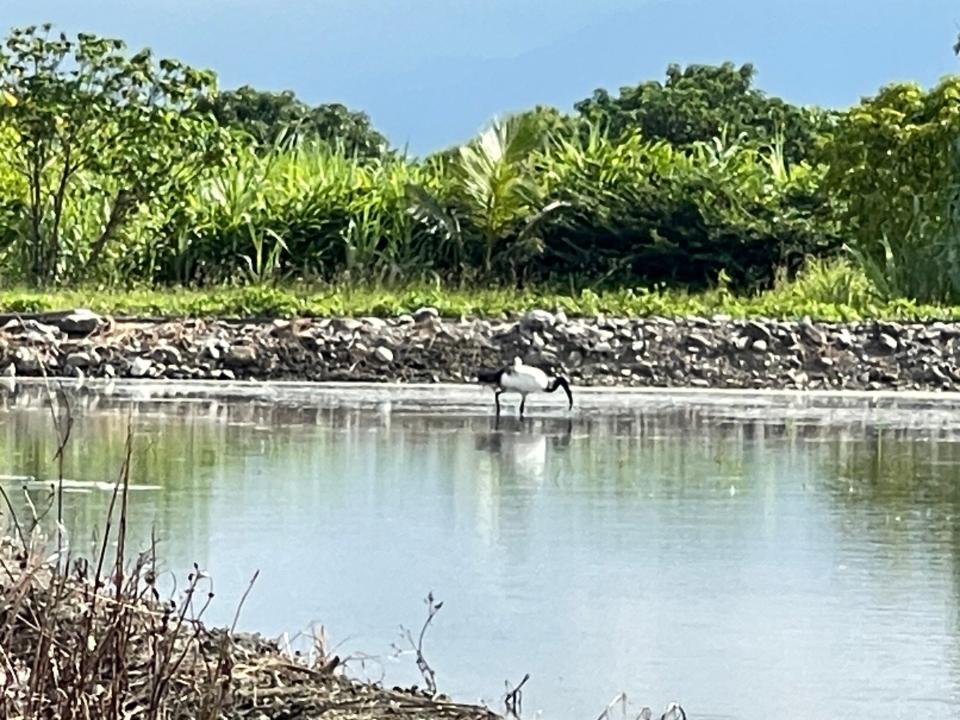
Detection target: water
<box><xmin>3</xmin><ymin>379</ymin><xmax>960</xmax><ymax>719</ymax></box>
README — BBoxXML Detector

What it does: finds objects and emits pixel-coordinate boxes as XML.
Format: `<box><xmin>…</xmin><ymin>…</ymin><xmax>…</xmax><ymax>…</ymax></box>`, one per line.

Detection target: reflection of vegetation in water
<box><xmin>815</xmin><ymin>424</ymin><xmax>960</xmax><ymax>511</ymax></box>
<box><xmin>812</xmin><ymin>424</ymin><xmax>960</xmax><ymax>550</ymax></box>
<box><xmin>5</xmin><ymin>388</ymin><xmax>960</xmax><ymax>570</ymax></box>
<box><xmin>0</xmin><ymin>395</ymin><xmax>349</xmax><ymax>564</ymax></box>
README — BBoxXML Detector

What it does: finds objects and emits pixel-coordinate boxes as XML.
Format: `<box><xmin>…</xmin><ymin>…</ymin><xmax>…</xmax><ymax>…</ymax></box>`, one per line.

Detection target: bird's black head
<box><xmin>548</xmin><ymin>375</ymin><xmax>573</xmax><ymax>409</ymax></box>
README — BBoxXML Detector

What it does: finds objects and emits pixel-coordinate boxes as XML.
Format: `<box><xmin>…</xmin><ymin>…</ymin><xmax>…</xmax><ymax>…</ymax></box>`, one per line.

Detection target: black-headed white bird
<box><xmin>476</xmin><ymin>357</ymin><xmax>573</xmax><ymax>418</ymax></box>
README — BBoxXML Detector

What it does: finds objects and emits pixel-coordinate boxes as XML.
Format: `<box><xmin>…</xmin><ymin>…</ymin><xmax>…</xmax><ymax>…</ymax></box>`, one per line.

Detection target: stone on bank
<box><xmin>0</xmin><ymin>308</ymin><xmax>958</xmax><ymax>393</ymax></box>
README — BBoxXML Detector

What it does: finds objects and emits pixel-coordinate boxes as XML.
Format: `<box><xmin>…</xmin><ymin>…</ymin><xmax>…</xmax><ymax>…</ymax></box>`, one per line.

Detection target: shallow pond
<box><xmin>3</xmin><ymin>379</ymin><xmax>960</xmax><ymax>719</ymax></box>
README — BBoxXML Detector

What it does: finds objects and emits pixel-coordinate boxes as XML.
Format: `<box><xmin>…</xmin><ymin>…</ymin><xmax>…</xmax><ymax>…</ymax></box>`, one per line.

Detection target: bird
<box><xmin>475</xmin><ymin>356</ymin><xmax>573</xmax><ymax>419</ymax></box>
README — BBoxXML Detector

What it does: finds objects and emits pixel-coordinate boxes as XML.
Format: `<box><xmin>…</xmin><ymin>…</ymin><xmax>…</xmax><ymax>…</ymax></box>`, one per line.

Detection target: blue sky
<box><xmin>3</xmin><ymin>0</ymin><xmax>959</xmax><ymax>154</ymax></box>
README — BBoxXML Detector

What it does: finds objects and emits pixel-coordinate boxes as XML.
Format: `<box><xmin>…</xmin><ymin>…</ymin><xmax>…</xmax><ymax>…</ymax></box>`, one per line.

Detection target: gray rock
<box><xmin>2</xmin><ymin>318</ymin><xmax>60</xmax><ymax>340</ymax></box>
<box><xmin>686</xmin><ymin>333</ymin><xmax>712</xmax><ymax>353</ymax></box>
<box><xmin>150</xmin><ymin>345</ymin><xmax>182</xmax><ymax>365</ymax></box>
<box><xmin>56</xmin><ymin>309</ymin><xmax>103</xmax><ymax>336</ymax></box>
<box><xmin>878</xmin><ymin>321</ymin><xmax>902</xmax><ymax>339</ymax></box>
<box><xmin>878</xmin><ymin>333</ymin><xmax>898</xmax><ymax>352</ymax></box>
<box><xmin>129</xmin><ymin>357</ymin><xmax>152</xmax><ymax>378</ymax></box>
<box><xmin>833</xmin><ymin>328</ymin><xmax>855</xmax><ymax>349</ymax></box>
<box><xmin>225</xmin><ymin>345</ymin><xmax>258</xmax><ymax>367</ymax></box>
<box><xmin>742</xmin><ymin>321</ymin><xmax>772</xmax><ymax>343</ymax></box>
<box><xmin>786</xmin><ymin>369</ymin><xmax>809</xmax><ymax>386</ymax></box>
<box><xmin>373</xmin><ymin>346</ymin><xmax>394</xmax><ymax>364</ymax></box>
<box><xmin>65</xmin><ymin>351</ymin><xmax>93</xmax><ymax>369</ymax></box>
<box><xmin>412</xmin><ymin>307</ymin><xmax>439</xmax><ymax>324</ymax></box>
<box><xmin>13</xmin><ymin>347</ymin><xmax>40</xmax><ymax>372</ymax></box>
<box><xmin>800</xmin><ymin>321</ymin><xmax>826</xmax><ymax>346</ymax></box>
<box><xmin>360</xmin><ymin>316</ymin><xmax>387</xmax><ymax>330</ymax></box>
<box><xmin>269</xmin><ymin>319</ymin><xmax>291</xmax><ymax>335</ymax></box>
<box><xmin>1</xmin><ymin>311</ymin><xmax>959</xmax><ymax>392</ymax></box>
<box><xmin>937</xmin><ymin>323</ymin><xmax>960</xmax><ymax>339</ymax></box>
<box><xmin>297</xmin><ymin>331</ymin><xmax>322</xmax><ymax>351</ymax></box>
<box><xmin>521</xmin><ymin>309</ymin><xmax>556</xmax><ymax>331</ymax></box>
<box><xmin>203</xmin><ymin>340</ymin><xmax>222</xmax><ymax>361</ymax></box>
<box><xmin>334</xmin><ymin>318</ymin><xmax>364</xmax><ymax>333</ymax></box>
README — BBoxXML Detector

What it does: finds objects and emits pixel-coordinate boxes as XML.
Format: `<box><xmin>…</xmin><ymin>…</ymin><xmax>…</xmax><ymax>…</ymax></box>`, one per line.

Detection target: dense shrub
<box><xmin>528</xmin><ymin>129</ymin><xmax>841</xmax><ymax>290</ymax></box>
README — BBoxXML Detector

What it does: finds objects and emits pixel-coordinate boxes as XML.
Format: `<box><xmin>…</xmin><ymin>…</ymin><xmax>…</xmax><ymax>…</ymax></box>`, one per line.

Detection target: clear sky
<box><xmin>2</xmin><ymin>0</ymin><xmax>959</xmax><ymax>154</ymax></box>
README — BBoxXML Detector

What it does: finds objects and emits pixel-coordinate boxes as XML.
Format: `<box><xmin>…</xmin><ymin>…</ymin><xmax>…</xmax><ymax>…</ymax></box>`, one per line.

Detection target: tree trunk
<box><xmin>84</xmin><ymin>190</ymin><xmax>133</xmax><ymax>275</ymax></box>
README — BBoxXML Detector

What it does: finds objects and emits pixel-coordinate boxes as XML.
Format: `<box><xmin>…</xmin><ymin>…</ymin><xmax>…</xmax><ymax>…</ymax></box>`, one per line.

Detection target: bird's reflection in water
<box><xmin>473</xmin><ymin>415</ymin><xmax>573</xmax><ymax>487</ymax></box>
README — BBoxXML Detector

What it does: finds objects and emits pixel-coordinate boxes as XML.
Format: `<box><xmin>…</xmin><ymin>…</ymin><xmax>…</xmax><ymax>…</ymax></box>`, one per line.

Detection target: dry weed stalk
<box><xmin>503</xmin><ymin>673</ymin><xmax>530</xmax><ymax>718</ymax></box>
<box><xmin>393</xmin><ymin>591</ymin><xmax>443</xmax><ymax>697</ymax></box>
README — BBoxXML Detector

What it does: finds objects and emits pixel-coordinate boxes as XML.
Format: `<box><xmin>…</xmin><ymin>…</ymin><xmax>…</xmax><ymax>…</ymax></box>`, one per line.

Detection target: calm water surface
<box><xmin>3</xmin><ymin>380</ymin><xmax>960</xmax><ymax>719</ymax></box>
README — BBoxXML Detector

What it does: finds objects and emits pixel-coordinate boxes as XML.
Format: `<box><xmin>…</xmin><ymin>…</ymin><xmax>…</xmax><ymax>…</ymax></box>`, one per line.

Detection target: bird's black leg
<box><xmin>494</xmin><ymin>389</ymin><xmax>502</xmax><ymax>417</ymax></box>
<box><xmin>519</xmin><ymin>395</ymin><xmax>526</xmax><ymax>419</ymax></box>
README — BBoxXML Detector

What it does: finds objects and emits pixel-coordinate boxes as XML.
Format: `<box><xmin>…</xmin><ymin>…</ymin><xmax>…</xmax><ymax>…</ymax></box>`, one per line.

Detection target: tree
<box><xmin>407</xmin><ymin>113</ymin><xmax>569</xmax><ymax>281</ymax></box>
<box><xmin>198</xmin><ymin>85</ymin><xmax>390</xmax><ymax>158</ymax></box>
<box><xmin>574</xmin><ymin>62</ymin><xmax>831</xmax><ymax>165</ymax></box>
<box><xmin>0</xmin><ymin>24</ymin><xmax>231</xmax><ymax>283</ymax></box>
<box><xmin>821</xmin><ymin>77</ymin><xmax>960</xmax><ymax>302</ymax></box>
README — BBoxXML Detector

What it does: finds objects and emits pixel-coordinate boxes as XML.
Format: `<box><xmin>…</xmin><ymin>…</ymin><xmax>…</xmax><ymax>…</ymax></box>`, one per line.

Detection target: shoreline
<box><xmin>0</xmin><ymin>535</ymin><xmax>503</xmax><ymax>720</ymax></box>
<box><xmin>3</xmin><ymin>308</ymin><xmax>960</xmax><ymax>394</ymax></box>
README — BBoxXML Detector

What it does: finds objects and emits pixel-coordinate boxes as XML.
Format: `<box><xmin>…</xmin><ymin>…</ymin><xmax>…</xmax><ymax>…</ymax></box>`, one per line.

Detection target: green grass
<box><xmin>4</xmin><ymin>261</ymin><xmax>960</xmax><ymax>322</ymax></box>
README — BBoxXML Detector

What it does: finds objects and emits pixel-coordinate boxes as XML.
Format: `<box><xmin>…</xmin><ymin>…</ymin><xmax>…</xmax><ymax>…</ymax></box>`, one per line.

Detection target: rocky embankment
<box><xmin>2</xmin><ymin>307</ymin><xmax>960</xmax><ymax>391</ymax></box>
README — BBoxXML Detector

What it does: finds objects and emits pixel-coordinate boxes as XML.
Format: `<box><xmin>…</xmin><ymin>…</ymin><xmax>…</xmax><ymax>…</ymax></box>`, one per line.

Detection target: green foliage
<box><xmin>151</xmin><ymin>141</ymin><xmax>441</xmax><ymax>284</ymax></box>
<box><xmin>197</xmin><ymin>85</ymin><xmax>389</xmax><ymax>159</ymax></box>
<box><xmin>1</xmin><ymin>260</ymin><xmax>957</xmax><ymax>322</ymax></box>
<box><xmin>530</xmin><ymin>127</ymin><xmax>841</xmax><ymax>291</ymax></box>
<box><xmin>574</xmin><ymin>62</ymin><xmax>832</xmax><ymax>165</ymax></box>
<box><xmin>0</xmin><ymin>22</ymin><xmax>957</xmax><ymax>315</ymax></box>
<box><xmin>0</xmin><ymin>23</ymin><xmax>231</xmax><ymax>285</ymax></box>
<box><xmin>822</xmin><ymin>77</ymin><xmax>960</xmax><ymax>303</ymax></box>
<box><xmin>447</xmin><ymin>113</ymin><xmax>561</xmax><ymax>275</ymax></box>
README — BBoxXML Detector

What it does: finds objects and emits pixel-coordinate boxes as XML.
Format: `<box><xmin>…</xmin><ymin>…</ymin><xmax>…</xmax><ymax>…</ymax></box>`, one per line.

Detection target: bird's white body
<box><xmin>500</xmin><ymin>358</ymin><xmax>549</xmax><ymax>395</ymax></box>
<box><xmin>478</xmin><ymin>356</ymin><xmax>573</xmax><ymax>418</ymax></box>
